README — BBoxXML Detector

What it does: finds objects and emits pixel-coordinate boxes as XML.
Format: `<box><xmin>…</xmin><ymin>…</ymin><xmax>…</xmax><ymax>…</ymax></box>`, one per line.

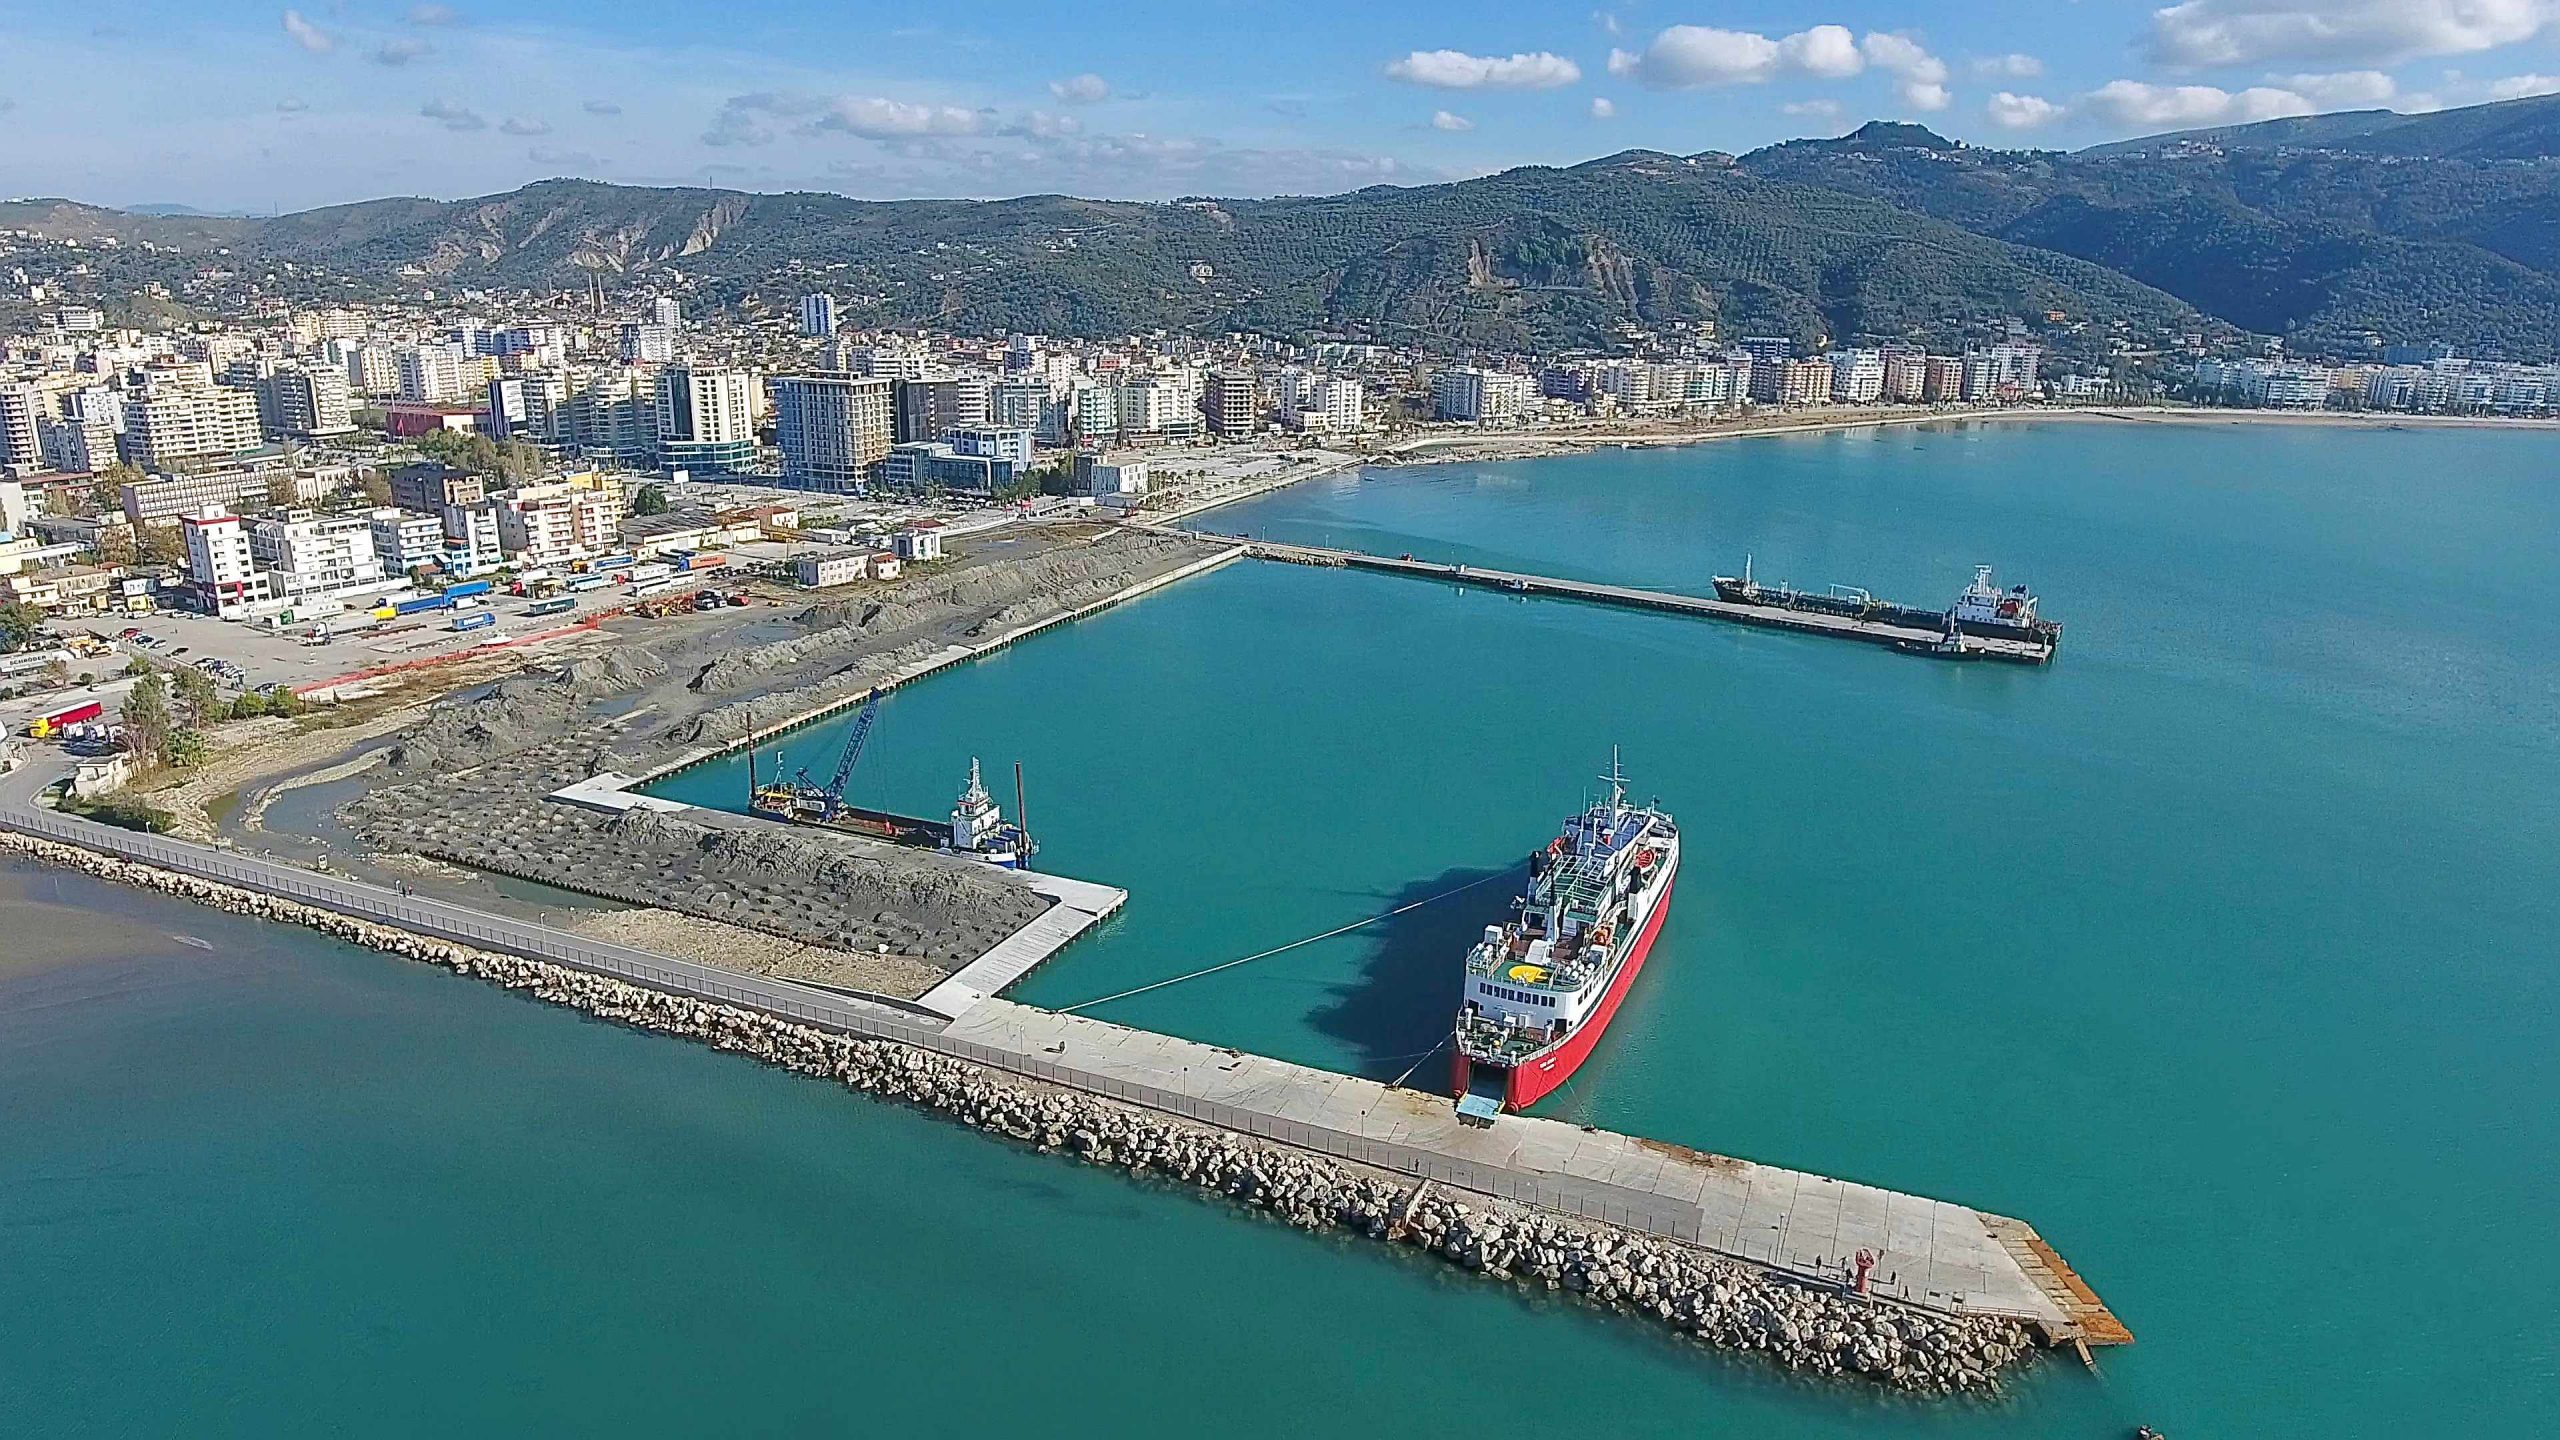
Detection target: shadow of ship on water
<box><xmin>1305</xmin><ymin>861</ymin><xmax>1524</xmax><ymax>1089</ymax></box>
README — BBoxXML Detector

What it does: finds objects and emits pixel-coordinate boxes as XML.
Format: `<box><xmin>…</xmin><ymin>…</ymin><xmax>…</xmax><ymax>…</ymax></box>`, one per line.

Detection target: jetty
<box><xmin>0</xmin><ymin>799</ymin><xmax>2127</xmax><ymax>1353</ymax></box>
<box><xmin>1172</xmin><ymin>530</ymin><xmax>2057</xmax><ymax>664</ymax></box>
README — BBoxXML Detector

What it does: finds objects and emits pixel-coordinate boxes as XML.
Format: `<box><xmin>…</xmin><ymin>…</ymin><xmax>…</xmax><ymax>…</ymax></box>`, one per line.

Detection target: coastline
<box><xmin>1159</xmin><ymin>403</ymin><xmax>2560</xmax><ymax>525</ymax></box>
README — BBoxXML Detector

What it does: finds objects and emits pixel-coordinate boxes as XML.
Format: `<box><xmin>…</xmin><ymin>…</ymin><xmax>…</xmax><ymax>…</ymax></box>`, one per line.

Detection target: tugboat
<box><xmin>942</xmin><ymin>757</ymin><xmax>1036</xmax><ymax>869</ymax></box>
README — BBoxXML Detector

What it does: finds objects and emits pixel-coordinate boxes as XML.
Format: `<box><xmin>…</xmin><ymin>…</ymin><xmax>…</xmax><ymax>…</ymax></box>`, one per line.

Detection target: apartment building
<box><xmin>775</xmin><ymin>372</ymin><xmax>894</xmax><ymax>493</ymax></box>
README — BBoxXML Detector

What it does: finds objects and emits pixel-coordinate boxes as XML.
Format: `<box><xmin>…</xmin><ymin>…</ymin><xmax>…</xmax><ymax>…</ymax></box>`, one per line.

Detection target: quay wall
<box><xmin>0</xmin><ymin>811</ymin><xmax>2041</xmax><ymax>1393</ymax></box>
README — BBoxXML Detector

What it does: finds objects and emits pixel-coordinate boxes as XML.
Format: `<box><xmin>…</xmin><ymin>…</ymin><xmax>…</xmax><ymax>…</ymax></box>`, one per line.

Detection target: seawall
<box><xmin>0</xmin><ymin>814</ymin><xmax>2053</xmax><ymax>1393</ymax></box>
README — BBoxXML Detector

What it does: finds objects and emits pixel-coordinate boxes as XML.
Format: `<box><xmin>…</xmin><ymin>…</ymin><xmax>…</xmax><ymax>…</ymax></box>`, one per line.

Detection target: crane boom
<box><xmin>817</xmin><ymin>689</ymin><xmax>882</xmax><ymax>819</ymax></box>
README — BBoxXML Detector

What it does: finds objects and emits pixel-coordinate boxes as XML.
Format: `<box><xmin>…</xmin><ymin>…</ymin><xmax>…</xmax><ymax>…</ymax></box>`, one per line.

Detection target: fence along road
<box><xmin>0</xmin><ymin>803</ymin><xmax>2095</xmax><ymax>1340</ymax></box>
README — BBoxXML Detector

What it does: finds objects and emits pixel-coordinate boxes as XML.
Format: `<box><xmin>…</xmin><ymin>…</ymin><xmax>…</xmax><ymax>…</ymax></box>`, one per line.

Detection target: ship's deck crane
<box><xmin>755</xmin><ymin>689</ymin><xmax>883</xmax><ymax>821</ymax></box>
<box><xmin>799</xmin><ymin>688</ymin><xmax>882</xmax><ymax>821</ymax></box>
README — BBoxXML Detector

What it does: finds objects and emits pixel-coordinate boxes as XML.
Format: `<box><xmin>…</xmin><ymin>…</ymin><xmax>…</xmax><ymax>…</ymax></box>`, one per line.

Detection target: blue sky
<box><xmin>2</xmin><ymin>0</ymin><xmax>2557</xmax><ymax>211</ymax></box>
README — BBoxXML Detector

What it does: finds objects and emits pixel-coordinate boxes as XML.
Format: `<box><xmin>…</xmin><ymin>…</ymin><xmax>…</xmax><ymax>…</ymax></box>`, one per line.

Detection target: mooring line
<box><xmin>1055</xmin><ymin>870</ymin><xmax>1516</xmax><ymax>1015</ymax></box>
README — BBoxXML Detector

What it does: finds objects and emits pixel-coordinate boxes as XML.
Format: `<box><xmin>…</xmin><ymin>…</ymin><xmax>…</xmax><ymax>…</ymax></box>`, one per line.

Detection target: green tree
<box><xmin>632</xmin><ymin>484</ymin><xmax>670</xmax><ymax>515</ymax></box>
<box><xmin>40</xmin><ymin>657</ymin><xmax>71</xmax><ymax>690</ymax></box>
<box><xmin>0</xmin><ymin>600</ymin><xmax>45</xmax><ymax>653</ymax></box>
<box><xmin>138</xmin><ymin>527</ymin><xmax>185</xmax><ymax>566</ymax></box>
<box><xmin>123</xmin><ymin>655</ymin><xmax>153</xmax><ymax>678</ymax></box>
<box><xmin>121</xmin><ymin>672</ymin><xmax>173</xmax><ymax>767</ymax></box>
<box><xmin>171</xmin><ymin>665</ymin><xmax>221</xmax><ymax>725</ymax></box>
<box><xmin>360</xmin><ymin>471</ymin><xmax>394</xmax><ymax>507</ymax></box>
<box><xmin>94</xmin><ymin>527</ymin><xmax>139</xmax><ymax>566</ymax></box>
<box><xmin>165</xmin><ymin>728</ymin><xmax>209</xmax><ymax>768</ymax></box>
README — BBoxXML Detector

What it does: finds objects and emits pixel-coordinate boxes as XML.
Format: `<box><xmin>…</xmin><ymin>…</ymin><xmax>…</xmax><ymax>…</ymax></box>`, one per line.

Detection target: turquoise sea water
<box><xmin>10</xmin><ymin>420</ymin><xmax>2557</xmax><ymax>1435</ymax></box>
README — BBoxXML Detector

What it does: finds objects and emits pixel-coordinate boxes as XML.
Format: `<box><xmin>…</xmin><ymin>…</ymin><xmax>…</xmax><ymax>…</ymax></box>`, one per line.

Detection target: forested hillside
<box><xmin>10</xmin><ymin>90</ymin><xmax>2560</xmax><ymax>357</ymax></box>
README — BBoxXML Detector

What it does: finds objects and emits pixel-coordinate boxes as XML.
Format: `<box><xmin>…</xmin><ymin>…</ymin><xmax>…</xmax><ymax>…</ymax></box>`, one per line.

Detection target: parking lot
<box><xmin>83</xmin><ymin>582</ymin><xmax>666</xmax><ymax>696</ymax></box>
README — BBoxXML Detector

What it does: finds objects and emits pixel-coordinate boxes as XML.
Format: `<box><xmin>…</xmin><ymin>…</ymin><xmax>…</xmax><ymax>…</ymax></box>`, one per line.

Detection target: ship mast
<box><xmin>1600</xmin><ymin>746</ymin><xmax>1627</xmax><ymax>812</ymax></box>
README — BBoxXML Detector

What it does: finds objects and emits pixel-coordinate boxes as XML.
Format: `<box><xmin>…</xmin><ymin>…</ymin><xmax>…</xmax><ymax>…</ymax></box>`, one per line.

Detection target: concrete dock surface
<box><xmin>938</xmin><ymin>998</ymin><xmax>2117</xmax><ymax>1341</ymax></box>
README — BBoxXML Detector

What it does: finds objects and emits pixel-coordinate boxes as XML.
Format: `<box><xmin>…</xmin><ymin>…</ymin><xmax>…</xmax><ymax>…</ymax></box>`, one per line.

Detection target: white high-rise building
<box><xmin>250</xmin><ymin>509</ymin><xmax>387</xmax><ymax>599</ymax></box>
<box><xmin>0</xmin><ymin>384</ymin><xmax>43</xmax><ymax>474</ymax></box>
<box><xmin>1432</xmin><ymin>367</ymin><xmax>1533</xmax><ymax>423</ymax></box>
<box><xmin>651</xmin><ymin>297</ymin><xmax>682</xmax><ymax>329</ymax></box>
<box><xmin>621</xmin><ymin>321</ymin><xmax>677</xmax><ymax>364</ymax></box>
<box><xmin>121</xmin><ymin>364</ymin><xmax>263</xmax><ymax>469</ymax></box>
<box><xmin>774</xmin><ymin>373</ymin><xmax>894</xmax><ymax>493</ymax></box>
<box><xmin>799</xmin><ymin>293</ymin><xmax>837</xmax><ymax>338</ymax></box>
<box><xmin>345</xmin><ymin>343</ymin><xmax>399</xmax><ymax>396</ymax></box>
<box><xmin>654</xmin><ymin>366</ymin><xmax>759</xmax><ymax>476</ymax></box>
<box><xmin>1828</xmin><ymin>349</ymin><xmax>1886</xmax><ymax>404</ymax></box>
<box><xmin>260</xmin><ymin>363</ymin><xmax>355</xmax><ymax>438</ymax></box>
<box><xmin>41</xmin><ymin>390</ymin><xmax>121</xmax><ymax>474</ymax></box>
<box><xmin>180</xmin><ymin>507</ymin><xmax>271</xmax><ymax>613</ymax></box>
<box><xmin>395</xmin><ymin>344</ymin><xmax>467</xmax><ymax>404</ymax></box>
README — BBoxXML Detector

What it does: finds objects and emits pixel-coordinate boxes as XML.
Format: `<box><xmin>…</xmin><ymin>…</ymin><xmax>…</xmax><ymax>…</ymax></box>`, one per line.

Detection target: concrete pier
<box><xmin>0</xmin><ymin>803</ymin><xmax>2125</xmax><ymax>1350</ymax></box>
<box><xmin>1183</xmin><ymin>533</ymin><xmax>2056</xmax><ymax>664</ymax></box>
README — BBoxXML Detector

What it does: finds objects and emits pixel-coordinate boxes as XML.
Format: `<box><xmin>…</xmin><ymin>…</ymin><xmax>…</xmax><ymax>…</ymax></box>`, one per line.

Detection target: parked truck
<box><xmin>451</xmin><ymin>611</ymin><xmax>497</xmax><ymax>633</ymax></box>
<box><xmin>28</xmin><ymin>700</ymin><xmax>105</xmax><ymax>738</ymax></box>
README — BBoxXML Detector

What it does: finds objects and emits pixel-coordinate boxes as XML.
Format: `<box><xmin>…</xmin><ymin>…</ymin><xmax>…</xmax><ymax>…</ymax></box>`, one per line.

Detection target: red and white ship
<box><xmin>1453</xmin><ymin>752</ymin><xmax>1680</xmax><ymax>1116</ymax></box>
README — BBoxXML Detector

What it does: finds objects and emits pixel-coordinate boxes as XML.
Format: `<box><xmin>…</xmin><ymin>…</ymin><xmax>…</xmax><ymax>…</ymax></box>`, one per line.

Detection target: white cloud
<box><xmin>1430</xmin><ymin>109</ymin><xmax>1474</xmax><ymax>131</ymax></box>
<box><xmin>1385</xmin><ymin>49</ymin><xmax>1582</xmax><ymax>89</ymax></box>
<box><xmin>1863</xmin><ymin>32</ymin><xmax>1952</xmax><ymax>109</ymax></box>
<box><xmin>2148</xmin><ymin>0</ymin><xmax>2553</xmax><ymax>69</ymax></box>
<box><xmin>1782</xmin><ymin>98</ymin><xmax>1846</xmax><ymax>119</ymax></box>
<box><xmin>280</xmin><ymin>8</ymin><xmax>333</xmax><ymax>54</ymax></box>
<box><xmin>1780</xmin><ymin>25</ymin><xmax>1865</xmax><ymax>79</ymax></box>
<box><xmin>2085</xmin><ymin>79</ymin><xmax>2316</xmax><ymax>128</ymax></box>
<box><xmin>374</xmin><ymin>37</ymin><xmax>433</xmax><ymax>66</ymax></box>
<box><xmin>419</xmin><ymin>99</ymin><xmax>487</xmax><ymax>131</ymax></box>
<box><xmin>499</xmin><ymin>116</ymin><xmax>551</xmax><ymax>136</ymax></box>
<box><xmin>1589</xmin><ymin>96</ymin><xmax>1617</xmax><ymax>119</ymax></box>
<box><xmin>407</xmin><ymin>3</ymin><xmax>458</xmax><ymax>23</ymax></box>
<box><xmin>814</xmin><ymin>96</ymin><xmax>986</xmax><ymax>138</ymax></box>
<box><xmin>2272</xmin><ymin>69</ymin><xmax>2398</xmax><ymax>104</ymax></box>
<box><xmin>1049</xmin><ymin>73</ymin><xmax>1111</xmax><ymax>104</ymax></box>
<box><xmin>583</xmin><ymin>99</ymin><xmax>622</xmax><ymax>117</ymax></box>
<box><xmin>1610</xmin><ymin>23</ymin><xmax>1951</xmax><ymax>99</ymax></box>
<box><xmin>1973</xmin><ymin>53</ymin><xmax>2045</xmax><ymax>79</ymax></box>
<box><xmin>2487</xmin><ymin>72</ymin><xmax>2560</xmax><ymax>98</ymax></box>
<box><xmin>1607</xmin><ymin>26</ymin><xmax>1779</xmax><ymax>86</ymax></box>
<box><xmin>1987</xmin><ymin>91</ymin><xmax>2066</xmax><ymax>128</ymax></box>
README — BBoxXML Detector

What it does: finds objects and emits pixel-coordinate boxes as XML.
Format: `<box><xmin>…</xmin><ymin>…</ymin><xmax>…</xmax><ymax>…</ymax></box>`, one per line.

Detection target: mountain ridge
<box><xmin>9</xmin><ymin>91</ymin><xmax>2560</xmax><ymax>358</ymax></box>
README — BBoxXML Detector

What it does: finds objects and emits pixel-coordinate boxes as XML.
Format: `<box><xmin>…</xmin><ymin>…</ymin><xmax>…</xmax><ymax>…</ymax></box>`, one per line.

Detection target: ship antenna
<box><xmin>1601</xmin><ymin>746</ymin><xmax>1627</xmax><ymax>809</ymax></box>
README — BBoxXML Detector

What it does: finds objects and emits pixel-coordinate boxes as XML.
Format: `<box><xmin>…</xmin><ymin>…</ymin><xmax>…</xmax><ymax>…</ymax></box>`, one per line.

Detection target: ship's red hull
<box><xmin>1454</xmin><ymin>867</ymin><xmax>1676</xmax><ymax>1112</ymax></box>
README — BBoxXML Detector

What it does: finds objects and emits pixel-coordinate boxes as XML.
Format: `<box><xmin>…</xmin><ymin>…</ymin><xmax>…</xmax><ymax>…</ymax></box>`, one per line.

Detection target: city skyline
<box><xmin>3</xmin><ymin>0</ymin><xmax>2558</xmax><ymax>213</ymax></box>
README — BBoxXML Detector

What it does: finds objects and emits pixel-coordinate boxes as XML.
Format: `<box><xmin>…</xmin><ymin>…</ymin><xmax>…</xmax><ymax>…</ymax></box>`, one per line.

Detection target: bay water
<box><xmin>10</xmin><ymin>419</ymin><xmax>2555</xmax><ymax>1435</ymax></box>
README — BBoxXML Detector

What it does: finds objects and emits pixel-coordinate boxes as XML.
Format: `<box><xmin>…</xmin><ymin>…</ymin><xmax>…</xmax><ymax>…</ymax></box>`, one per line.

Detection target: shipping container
<box><xmin>589</xmin><ymin>554</ymin><xmax>636</xmax><ymax>573</ymax></box>
<box><xmin>442</xmin><ymin>579</ymin><xmax>494</xmax><ymax>599</ymax></box>
<box><xmin>393</xmin><ymin>594</ymin><xmax>454</xmax><ymax>616</ymax></box>
<box><xmin>628</xmin><ymin>562</ymin><xmax>673</xmax><ymax>584</ymax></box>
<box><xmin>525</xmin><ymin>597</ymin><xmax>576</xmax><ymax>617</ymax></box>
<box><xmin>450</xmin><ymin>611</ymin><xmax>497</xmax><ymax>632</ymax></box>
<box><xmin>685</xmin><ymin>552</ymin><xmax>729</xmax><ymax>572</ymax></box>
<box><xmin>371</xmin><ymin>605</ymin><xmax>398</xmax><ymax>620</ymax></box>
<box><xmin>29</xmin><ymin>701</ymin><xmax>105</xmax><ymax>738</ymax></box>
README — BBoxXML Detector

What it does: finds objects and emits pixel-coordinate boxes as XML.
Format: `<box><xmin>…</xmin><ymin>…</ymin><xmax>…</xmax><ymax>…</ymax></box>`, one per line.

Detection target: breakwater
<box><xmin>0</xmin><ymin>823</ymin><xmax>2039</xmax><ymax>1393</ymax></box>
<box><xmin>1212</xmin><ymin>538</ymin><xmax>2057</xmax><ymax>664</ymax></box>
